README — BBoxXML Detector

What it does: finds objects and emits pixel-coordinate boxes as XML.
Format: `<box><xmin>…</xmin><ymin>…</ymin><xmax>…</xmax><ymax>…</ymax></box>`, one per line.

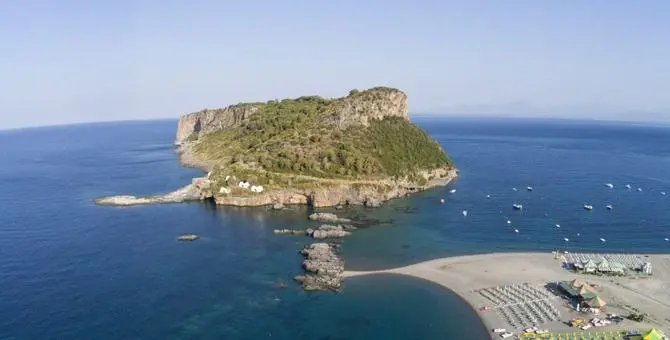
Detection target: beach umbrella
<box><xmin>643</xmin><ymin>328</ymin><xmax>665</xmax><ymax>340</ymax></box>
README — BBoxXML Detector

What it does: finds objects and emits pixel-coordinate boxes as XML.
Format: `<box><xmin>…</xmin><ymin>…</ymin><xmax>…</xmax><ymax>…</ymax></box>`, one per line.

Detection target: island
<box><xmin>97</xmin><ymin>87</ymin><xmax>457</xmax><ymax>207</ymax></box>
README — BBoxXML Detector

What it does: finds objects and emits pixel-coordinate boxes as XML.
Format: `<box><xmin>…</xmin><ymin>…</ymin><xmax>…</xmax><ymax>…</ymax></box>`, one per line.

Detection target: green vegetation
<box><xmin>193</xmin><ymin>88</ymin><xmax>452</xmax><ymax>182</ymax></box>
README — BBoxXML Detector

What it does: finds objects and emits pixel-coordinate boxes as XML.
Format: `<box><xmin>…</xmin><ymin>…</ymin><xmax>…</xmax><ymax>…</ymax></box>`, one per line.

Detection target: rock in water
<box><xmin>272</xmin><ymin>203</ymin><xmax>285</xmax><ymax>210</ymax></box>
<box><xmin>293</xmin><ymin>243</ymin><xmax>344</xmax><ymax>292</ymax></box>
<box><xmin>273</xmin><ymin>224</ymin><xmax>356</xmax><ymax>239</ymax></box>
<box><xmin>95</xmin><ymin>177</ymin><xmax>211</xmax><ymax>206</ymax></box>
<box><xmin>310</xmin><ymin>224</ymin><xmax>355</xmax><ymax>239</ymax></box>
<box><xmin>308</xmin><ymin>213</ymin><xmax>352</xmax><ymax>223</ymax></box>
<box><xmin>364</xmin><ymin>198</ymin><xmax>383</xmax><ymax>208</ymax></box>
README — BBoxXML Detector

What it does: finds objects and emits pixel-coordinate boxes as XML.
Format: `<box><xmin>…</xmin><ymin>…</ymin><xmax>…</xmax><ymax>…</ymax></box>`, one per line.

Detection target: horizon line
<box><xmin>2</xmin><ymin>114</ymin><xmax>669</xmax><ymax>133</ymax></box>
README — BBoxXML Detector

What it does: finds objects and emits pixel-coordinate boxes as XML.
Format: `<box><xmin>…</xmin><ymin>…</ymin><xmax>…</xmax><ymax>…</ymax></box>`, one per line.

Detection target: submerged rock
<box><xmin>308</xmin><ymin>212</ymin><xmax>351</xmax><ymax>223</ymax></box>
<box><xmin>273</xmin><ymin>224</ymin><xmax>357</xmax><ymax>239</ymax></box>
<box><xmin>311</xmin><ymin>224</ymin><xmax>355</xmax><ymax>239</ymax></box>
<box><xmin>293</xmin><ymin>243</ymin><xmax>344</xmax><ymax>292</ymax></box>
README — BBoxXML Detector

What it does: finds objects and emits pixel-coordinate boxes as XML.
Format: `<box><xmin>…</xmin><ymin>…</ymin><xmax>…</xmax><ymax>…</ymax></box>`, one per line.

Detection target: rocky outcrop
<box><xmin>273</xmin><ymin>224</ymin><xmax>357</xmax><ymax>239</ymax></box>
<box><xmin>310</xmin><ymin>224</ymin><xmax>356</xmax><ymax>239</ymax></box>
<box><xmin>175</xmin><ymin>104</ymin><xmax>261</xmax><ymax>145</ymax></box>
<box><xmin>308</xmin><ymin>213</ymin><xmax>352</xmax><ymax>223</ymax></box>
<box><xmin>293</xmin><ymin>243</ymin><xmax>344</xmax><ymax>291</ymax></box>
<box><xmin>332</xmin><ymin>87</ymin><xmax>408</xmax><ymax>129</ymax></box>
<box><xmin>95</xmin><ymin>177</ymin><xmax>212</xmax><ymax>206</ymax></box>
<box><xmin>364</xmin><ymin>198</ymin><xmax>383</xmax><ymax>208</ymax></box>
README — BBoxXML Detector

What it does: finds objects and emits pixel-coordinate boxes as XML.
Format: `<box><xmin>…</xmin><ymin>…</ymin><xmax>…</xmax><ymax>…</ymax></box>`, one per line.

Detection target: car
<box><xmin>501</xmin><ymin>333</ymin><xmax>514</xmax><ymax>339</ymax></box>
<box><xmin>492</xmin><ymin>328</ymin><xmax>506</xmax><ymax>333</ymax></box>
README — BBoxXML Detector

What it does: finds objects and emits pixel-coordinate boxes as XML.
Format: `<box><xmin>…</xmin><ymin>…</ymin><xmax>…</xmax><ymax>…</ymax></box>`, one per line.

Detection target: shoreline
<box><xmin>343</xmin><ymin>252</ymin><xmax>670</xmax><ymax>337</ymax></box>
<box><xmin>95</xmin><ymin>142</ymin><xmax>458</xmax><ymax>208</ymax></box>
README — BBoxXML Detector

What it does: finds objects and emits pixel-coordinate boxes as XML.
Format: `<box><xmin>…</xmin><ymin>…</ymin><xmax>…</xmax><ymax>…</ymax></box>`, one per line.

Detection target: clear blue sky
<box><xmin>1</xmin><ymin>0</ymin><xmax>669</xmax><ymax>128</ymax></box>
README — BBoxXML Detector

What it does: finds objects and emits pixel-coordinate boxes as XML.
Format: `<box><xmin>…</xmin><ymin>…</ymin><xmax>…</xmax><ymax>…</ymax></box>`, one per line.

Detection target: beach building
<box><xmin>583</xmin><ymin>295</ymin><xmax>606</xmax><ymax>308</ymax></box>
<box><xmin>641</xmin><ymin>262</ymin><xmax>653</xmax><ymax>275</ymax></box>
<box><xmin>557</xmin><ymin>280</ymin><xmax>608</xmax><ymax>309</ymax></box>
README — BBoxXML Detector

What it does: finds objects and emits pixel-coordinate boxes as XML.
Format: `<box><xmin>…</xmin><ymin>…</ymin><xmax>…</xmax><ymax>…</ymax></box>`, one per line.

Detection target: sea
<box><xmin>1</xmin><ymin>117</ymin><xmax>669</xmax><ymax>340</ymax></box>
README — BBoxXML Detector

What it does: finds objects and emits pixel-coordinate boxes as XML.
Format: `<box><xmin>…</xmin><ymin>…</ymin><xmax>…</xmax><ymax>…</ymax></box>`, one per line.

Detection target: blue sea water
<box><xmin>1</xmin><ymin>117</ymin><xmax>669</xmax><ymax>340</ymax></box>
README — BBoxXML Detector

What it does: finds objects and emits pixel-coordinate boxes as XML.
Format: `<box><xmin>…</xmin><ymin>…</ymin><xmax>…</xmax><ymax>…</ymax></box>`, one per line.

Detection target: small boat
<box><xmin>527</xmin><ymin>186</ymin><xmax>533</xmax><ymax>191</ymax></box>
<box><xmin>514</xmin><ymin>229</ymin><xmax>519</xmax><ymax>233</ymax></box>
<box><xmin>577</xmin><ymin>233</ymin><xmax>580</xmax><ymax>236</ymax></box>
<box><xmin>462</xmin><ymin>210</ymin><xmax>468</xmax><ymax>217</ymax></box>
<box><xmin>600</xmin><ymin>238</ymin><xmax>606</xmax><ymax>242</ymax></box>
<box><xmin>662</xmin><ymin>192</ymin><xmax>667</xmax><ymax>196</ymax></box>
<box><xmin>564</xmin><ymin>237</ymin><xmax>569</xmax><ymax>242</ymax></box>
<box><xmin>512</xmin><ymin>187</ymin><xmax>518</xmax><ymax>191</ymax></box>
<box><xmin>449</xmin><ymin>189</ymin><xmax>457</xmax><ymax>194</ymax></box>
<box><xmin>583</xmin><ymin>204</ymin><xmax>593</xmax><ymax>211</ymax></box>
<box><xmin>512</xmin><ymin>204</ymin><xmax>523</xmax><ymax>210</ymax></box>
<box><xmin>555</xmin><ymin>224</ymin><xmax>561</xmax><ymax>228</ymax></box>
<box><xmin>486</xmin><ymin>194</ymin><xmax>491</xmax><ymax>198</ymax></box>
<box><xmin>507</xmin><ymin>220</ymin><xmax>512</xmax><ymax>224</ymax></box>
<box><xmin>665</xmin><ymin>238</ymin><xmax>669</xmax><ymax>241</ymax></box>
<box><xmin>605</xmin><ymin>183</ymin><xmax>614</xmax><ymax>189</ymax></box>
<box><xmin>440</xmin><ymin>198</ymin><xmax>445</xmax><ymax>204</ymax></box>
<box><xmin>606</xmin><ymin>204</ymin><xmax>613</xmax><ymax>210</ymax></box>
<box><xmin>625</xmin><ymin>184</ymin><xmax>632</xmax><ymax>189</ymax></box>
<box><xmin>637</xmin><ymin>188</ymin><xmax>643</xmax><ymax>192</ymax></box>
<box><xmin>177</xmin><ymin>233</ymin><xmax>200</xmax><ymax>242</ymax></box>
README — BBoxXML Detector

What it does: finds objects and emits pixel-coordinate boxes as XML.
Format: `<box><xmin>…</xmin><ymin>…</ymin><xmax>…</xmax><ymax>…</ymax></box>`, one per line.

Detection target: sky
<box><xmin>1</xmin><ymin>0</ymin><xmax>669</xmax><ymax>129</ymax></box>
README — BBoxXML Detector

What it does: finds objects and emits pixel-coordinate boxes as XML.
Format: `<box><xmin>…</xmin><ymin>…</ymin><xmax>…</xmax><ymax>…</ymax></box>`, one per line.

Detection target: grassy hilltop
<box><xmin>189</xmin><ymin>88</ymin><xmax>451</xmax><ymax>185</ymax></box>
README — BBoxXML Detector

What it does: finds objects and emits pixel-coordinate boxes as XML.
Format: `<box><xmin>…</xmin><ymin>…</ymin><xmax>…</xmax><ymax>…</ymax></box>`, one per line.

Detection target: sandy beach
<box><xmin>344</xmin><ymin>252</ymin><xmax>670</xmax><ymax>337</ymax></box>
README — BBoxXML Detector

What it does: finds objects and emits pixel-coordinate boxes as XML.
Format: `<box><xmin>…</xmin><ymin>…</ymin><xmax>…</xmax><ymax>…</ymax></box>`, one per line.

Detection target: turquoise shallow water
<box><xmin>1</xmin><ymin>118</ymin><xmax>669</xmax><ymax>339</ymax></box>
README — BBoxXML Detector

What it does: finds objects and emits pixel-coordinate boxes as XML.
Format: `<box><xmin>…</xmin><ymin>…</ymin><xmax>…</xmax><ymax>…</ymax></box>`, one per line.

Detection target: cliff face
<box><xmin>174</xmin><ymin>87</ymin><xmax>408</xmax><ymax>145</ymax></box>
<box><xmin>175</xmin><ymin>104</ymin><xmax>261</xmax><ymax>145</ymax></box>
<box><xmin>332</xmin><ymin>88</ymin><xmax>408</xmax><ymax>129</ymax></box>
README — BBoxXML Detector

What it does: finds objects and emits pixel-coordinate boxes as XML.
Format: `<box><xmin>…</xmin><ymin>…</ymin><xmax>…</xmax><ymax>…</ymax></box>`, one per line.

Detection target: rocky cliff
<box><xmin>174</xmin><ymin>87</ymin><xmax>408</xmax><ymax>145</ymax></box>
<box><xmin>175</xmin><ymin>104</ymin><xmax>262</xmax><ymax>146</ymax></box>
<box><xmin>330</xmin><ymin>87</ymin><xmax>408</xmax><ymax>129</ymax></box>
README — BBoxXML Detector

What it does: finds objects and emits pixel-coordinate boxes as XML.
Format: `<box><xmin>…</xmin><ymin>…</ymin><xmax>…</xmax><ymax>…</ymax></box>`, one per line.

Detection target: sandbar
<box><xmin>344</xmin><ymin>252</ymin><xmax>670</xmax><ymax>337</ymax></box>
